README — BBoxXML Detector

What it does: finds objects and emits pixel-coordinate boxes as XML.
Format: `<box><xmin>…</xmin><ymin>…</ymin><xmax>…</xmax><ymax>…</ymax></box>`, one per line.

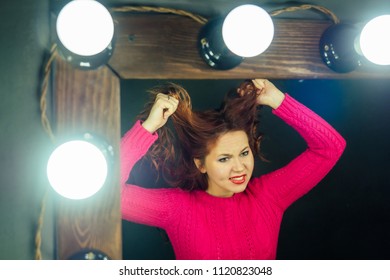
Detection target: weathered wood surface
<box><xmin>53</xmin><ymin>57</ymin><xmax>122</xmax><ymax>260</ymax></box>
<box><xmin>108</xmin><ymin>14</ymin><xmax>390</xmax><ymax>79</ymax></box>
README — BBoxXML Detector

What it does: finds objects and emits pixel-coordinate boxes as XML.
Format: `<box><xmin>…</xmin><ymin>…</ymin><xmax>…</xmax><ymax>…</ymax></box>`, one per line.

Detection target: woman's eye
<box><xmin>218</xmin><ymin>157</ymin><xmax>229</xmax><ymax>163</ymax></box>
<box><xmin>241</xmin><ymin>150</ymin><xmax>249</xmax><ymax>157</ymax></box>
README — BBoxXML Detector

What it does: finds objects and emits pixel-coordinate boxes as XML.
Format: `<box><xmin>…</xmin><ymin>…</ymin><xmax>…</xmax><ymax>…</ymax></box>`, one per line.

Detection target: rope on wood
<box><xmin>35</xmin><ymin>43</ymin><xmax>57</xmax><ymax>260</ymax></box>
<box><xmin>34</xmin><ymin>189</ymin><xmax>49</xmax><ymax>260</ymax></box>
<box><xmin>40</xmin><ymin>43</ymin><xmax>57</xmax><ymax>143</ymax></box>
<box><xmin>110</xmin><ymin>6</ymin><xmax>208</xmax><ymax>25</ymax></box>
<box><xmin>270</xmin><ymin>4</ymin><xmax>340</xmax><ymax>24</ymax></box>
<box><xmin>110</xmin><ymin>4</ymin><xmax>339</xmax><ymax>25</ymax></box>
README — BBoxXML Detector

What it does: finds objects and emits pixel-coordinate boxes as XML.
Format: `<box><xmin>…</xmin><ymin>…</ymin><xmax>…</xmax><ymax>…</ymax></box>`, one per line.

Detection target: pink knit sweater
<box><xmin>120</xmin><ymin>94</ymin><xmax>346</xmax><ymax>260</ymax></box>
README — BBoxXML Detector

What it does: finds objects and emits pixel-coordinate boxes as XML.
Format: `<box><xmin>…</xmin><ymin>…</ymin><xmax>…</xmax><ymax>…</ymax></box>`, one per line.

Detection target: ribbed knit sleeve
<box><xmin>251</xmin><ymin>94</ymin><xmax>346</xmax><ymax>210</ymax></box>
<box><xmin>120</xmin><ymin>121</ymin><xmax>181</xmax><ymax>228</ymax></box>
<box><xmin>120</xmin><ymin>120</ymin><xmax>158</xmax><ymax>187</ymax></box>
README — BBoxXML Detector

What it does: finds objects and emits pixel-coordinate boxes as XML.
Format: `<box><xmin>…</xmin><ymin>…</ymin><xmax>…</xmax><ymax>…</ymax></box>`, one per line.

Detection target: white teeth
<box><xmin>230</xmin><ymin>176</ymin><xmax>244</xmax><ymax>181</ymax></box>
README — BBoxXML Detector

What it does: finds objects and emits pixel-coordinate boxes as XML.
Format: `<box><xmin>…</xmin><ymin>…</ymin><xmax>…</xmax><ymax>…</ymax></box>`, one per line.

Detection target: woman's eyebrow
<box><xmin>217</xmin><ymin>146</ymin><xmax>249</xmax><ymax>157</ymax></box>
<box><xmin>241</xmin><ymin>146</ymin><xmax>250</xmax><ymax>152</ymax></box>
<box><xmin>217</xmin><ymin>153</ymin><xmax>232</xmax><ymax>157</ymax></box>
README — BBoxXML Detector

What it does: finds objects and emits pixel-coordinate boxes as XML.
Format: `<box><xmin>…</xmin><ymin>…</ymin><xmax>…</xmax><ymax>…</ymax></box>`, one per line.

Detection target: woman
<box><xmin>121</xmin><ymin>79</ymin><xmax>346</xmax><ymax>259</ymax></box>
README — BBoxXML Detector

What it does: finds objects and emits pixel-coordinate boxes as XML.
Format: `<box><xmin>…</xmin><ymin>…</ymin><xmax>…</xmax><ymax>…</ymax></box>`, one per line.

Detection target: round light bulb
<box><xmin>222</xmin><ymin>4</ymin><xmax>274</xmax><ymax>57</ymax></box>
<box><xmin>359</xmin><ymin>15</ymin><xmax>390</xmax><ymax>65</ymax></box>
<box><xmin>56</xmin><ymin>0</ymin><xmax>114</xmax><ymax>56</ymax></box>
<box><xmin>47</xmin><ymin>140</ymin><xmax>108</xmax><ymax>200</ymax></box>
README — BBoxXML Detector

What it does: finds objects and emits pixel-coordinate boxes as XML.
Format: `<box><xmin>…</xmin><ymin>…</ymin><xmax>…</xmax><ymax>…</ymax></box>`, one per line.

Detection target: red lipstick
<box><xmin>229</xmin><ymin>175</ymin><xmax>246</xmax><ymax>184</ymax></box>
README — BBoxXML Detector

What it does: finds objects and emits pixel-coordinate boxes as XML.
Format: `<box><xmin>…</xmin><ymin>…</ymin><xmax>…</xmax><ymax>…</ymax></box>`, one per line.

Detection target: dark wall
<box><xmin>121</xmin><ymin>78</ymin><xmax>390</xmax><ymax>260</ymax></box>
<box><xmin>0</xmin><ymin>0</ymin><xmax>55</xmax><ymax>259</ymax></box>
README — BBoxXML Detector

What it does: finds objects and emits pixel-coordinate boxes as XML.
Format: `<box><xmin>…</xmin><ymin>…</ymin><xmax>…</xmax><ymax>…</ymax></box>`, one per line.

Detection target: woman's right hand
<box><xmin>252</xmin><ymin>79</ymin><xmax>285</xmax><ymax>109</ymax></box>
<box><xmin>142</xmin><ymin>93</ymin><xmax>179</xmax><ymax>133</ymax></box>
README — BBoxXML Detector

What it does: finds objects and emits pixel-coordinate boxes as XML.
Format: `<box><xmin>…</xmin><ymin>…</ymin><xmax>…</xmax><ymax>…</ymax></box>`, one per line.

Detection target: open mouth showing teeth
<box><xmin>229</xmin><ymin>175</ymin><xmax>246</xmax><ymax>184</ymax></box>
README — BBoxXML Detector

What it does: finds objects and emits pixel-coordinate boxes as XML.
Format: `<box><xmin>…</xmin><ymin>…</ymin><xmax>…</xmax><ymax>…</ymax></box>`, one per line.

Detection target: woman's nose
<box><xmin>232</xmin><ymin>158</ymin><xmax>244</xmax><ymax>171</ymax></box>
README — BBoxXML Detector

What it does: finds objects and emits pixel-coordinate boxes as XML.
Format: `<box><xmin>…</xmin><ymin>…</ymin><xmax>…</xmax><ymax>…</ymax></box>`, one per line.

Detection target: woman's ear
<box><xmin>193</xmin><ymin>158</ymin><xmax>206</xmax><ymax>173</ymax></box>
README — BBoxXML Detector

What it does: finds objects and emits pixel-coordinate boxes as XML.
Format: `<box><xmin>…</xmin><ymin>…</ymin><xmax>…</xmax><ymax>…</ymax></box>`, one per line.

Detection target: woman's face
<box><xmin>194</xmin><ymin>130</ymin><xmax>254</xmax><ymax>197</ymax></box>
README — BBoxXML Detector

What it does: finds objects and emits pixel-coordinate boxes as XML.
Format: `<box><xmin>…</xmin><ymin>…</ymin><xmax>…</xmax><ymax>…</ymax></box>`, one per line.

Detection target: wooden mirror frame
<box><xmin>109</xmin><ymin>12</ymin><xmax>390</xmax><ymax>79</ymax></box>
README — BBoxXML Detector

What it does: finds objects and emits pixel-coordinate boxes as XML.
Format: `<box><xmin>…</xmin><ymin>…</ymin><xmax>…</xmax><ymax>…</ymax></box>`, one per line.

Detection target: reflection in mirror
<box><xmin>120</xmin><ymin>80</ymin><xmax>242</xmax><ymax>259</ymax></box>
<box><xmin>120</xmin><ymin>79</ymin><xmax>390</xmax><ymax>260</ymax></box>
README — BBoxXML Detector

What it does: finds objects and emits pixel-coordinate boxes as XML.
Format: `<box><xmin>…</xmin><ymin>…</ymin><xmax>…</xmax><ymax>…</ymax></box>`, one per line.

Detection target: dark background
<box><xmin>1</xmin><ymin>0</ymin><xmax>390</xmax><ymax>260</ymax></box>
<box><xmin>120</xmin><ymin>79</ymin><xmax>390</xmax><ymax>260</ymax></box>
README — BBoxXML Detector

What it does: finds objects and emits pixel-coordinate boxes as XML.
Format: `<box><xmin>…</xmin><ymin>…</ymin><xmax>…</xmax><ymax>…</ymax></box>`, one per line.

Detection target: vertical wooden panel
<box><xmin>53</xmin><ymin>57</ymin><xmax>121</xmax><ymax>260</ymax></box>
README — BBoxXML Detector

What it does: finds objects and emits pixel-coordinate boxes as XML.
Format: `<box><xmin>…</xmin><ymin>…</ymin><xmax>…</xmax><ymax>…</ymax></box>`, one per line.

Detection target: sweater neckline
<box><xmin>194</xmin><ymin>189</ymin><xmax>242</xmax><ymax>203</ymax></box>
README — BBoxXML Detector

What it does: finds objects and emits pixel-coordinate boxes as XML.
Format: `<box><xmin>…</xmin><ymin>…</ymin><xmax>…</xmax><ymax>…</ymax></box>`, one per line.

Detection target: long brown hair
<box><xmin>136</xmin><ymin>80</ymin><xmax>264</xmax><ymax>191</ymax></box>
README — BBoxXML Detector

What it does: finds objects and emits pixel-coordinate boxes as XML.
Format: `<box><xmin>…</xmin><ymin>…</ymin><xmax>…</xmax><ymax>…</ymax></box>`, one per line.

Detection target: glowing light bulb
<box><xmin>359</xmin><ymin>15</ymin><xmax>390</xmax><ymax>65</ymax></box>
<box><xmin>222</xmin><ymin>4</ymin><xmax>274</xmax><ymax>57</ymax></box>
<box><xmin>56</xmin><ymin>0</ymin><xmax>114</xmax><ymax>56</ymax></box>
<box><xmin>47</xmin><ymin>140</ymin><xmax>108</xmax><ymax>200</ymax></box>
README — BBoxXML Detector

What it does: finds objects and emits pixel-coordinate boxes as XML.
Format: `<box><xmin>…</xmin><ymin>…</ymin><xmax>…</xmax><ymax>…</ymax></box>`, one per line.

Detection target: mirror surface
<box><xmin>120</xmin><ymin>78</ymin><xmax>390</xmax><ymax>260</ymax></box>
